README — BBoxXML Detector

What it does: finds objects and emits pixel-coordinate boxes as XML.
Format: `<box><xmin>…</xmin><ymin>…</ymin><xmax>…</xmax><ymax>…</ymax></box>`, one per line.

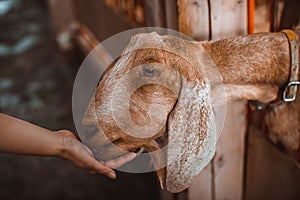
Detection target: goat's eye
<box><xmin>140</xmin><ymin>67</ymin><xmax>159</xmax><ymax>78</ymax></box>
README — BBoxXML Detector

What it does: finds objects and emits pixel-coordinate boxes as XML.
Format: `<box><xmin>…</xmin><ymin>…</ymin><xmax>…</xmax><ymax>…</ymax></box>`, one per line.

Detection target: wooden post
<box><xmin>178</xmin><ymin>1</ymin><xmax>248</xmax><ymax>199</ymax></box>
<box><xmin>144</xmin><ymin>0</ymin><xmax>166</xmax><ymax>27</ymax></box>
<box><xmin>47</xmin><ymin>0</ymin><xmax>76</xmax><ymax>50</ymax></box>
<box><xmin>178</xmin><ymin>0</ymin><xmax>210</xmax><ymax>40</ymax></box>
<box><xmin>245</xmin><ymin>126</ymin><xmax>300</xmax><ymax>199</ymax></box>
<box><xmin>210</xmin><ymin>0</ymin><xmax>247</xmax><ymax>39</ymax></box>
<box><xmin>165</xmin><ymin>0</ymin><xmax>179</xmax><ymax>30</ymax></box>
<box><xmin>210</xmin><ymin>2</ymin><xmax>247</xmax><ymax>200</ymax></box>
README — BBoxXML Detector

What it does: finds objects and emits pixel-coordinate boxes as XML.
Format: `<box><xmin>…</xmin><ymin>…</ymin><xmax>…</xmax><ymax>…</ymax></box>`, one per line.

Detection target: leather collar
<box><xmin>281</xmin><ymin>29</ymin><xmax>299</xmax><ymax>102</ymax></box>
<box><xmin>250</xmin><ymin>29</ymin><xmax>299</xmax><ymax>110</ymax></box>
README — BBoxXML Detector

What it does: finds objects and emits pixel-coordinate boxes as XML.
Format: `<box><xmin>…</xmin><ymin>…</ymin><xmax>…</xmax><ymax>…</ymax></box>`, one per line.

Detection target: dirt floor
<box><xmin>0</xmin><ymin>0</ymin><xmax>160</xmax><ymax>199</ymax></box>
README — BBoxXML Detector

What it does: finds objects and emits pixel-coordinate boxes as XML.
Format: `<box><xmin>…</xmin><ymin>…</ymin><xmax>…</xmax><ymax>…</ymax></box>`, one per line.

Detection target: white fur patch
<box><xmin>167</xmin><ymin>78</ymin><xmax>217</xmax><ymax>193</ymax></box>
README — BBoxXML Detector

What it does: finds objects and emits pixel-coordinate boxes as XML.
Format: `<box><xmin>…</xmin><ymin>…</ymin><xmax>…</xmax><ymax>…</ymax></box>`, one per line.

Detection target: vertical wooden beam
<box><xmin>213</xmin><ymin>102</ymin><xmax>247</xmax><ymax>200</ymax></box>
<box><xmin>189</xmin><ymin>164</ymin><xmax>213</xmax><ymax>200</ymax></box>
<box><xmin>165</xmin><ymin>0</ymin><xmax>178</xmax><ymax>30</ymax></box>
<box><xmin>210</xmin><ymin>0</ymin><xmax>247</xmax><ymax>39</ymax></box>
<box><xmin>209</xmin><ymin>1</ymin><xmax>247</xmax><ymax>200</ymax></box>
<box><xmin>160</xmin><ymin>189</ymin><xmax>176</xmax><ymax>200</ymax></box>
<box><xmin>178</xmin><ymin>1</ymin><xmax>247</xmax><ymax>200</ymax></box>
<box><xmin>47</xmin><ymin>0</ymin><xmax>77</xmax><ymax>50</ymax></box>
<box><xmin>178</xmin><ymin>1</ymin><xmax>211</xmax><ymax>199</ymax></box>
<box><xmin>144</xmin><ymin>0</ymin><xmax>166</xmax><ymax>27</ymax></box>
<box><xmin>245</xmin><ymin>127</ymin><xmax>300</xmax><ymax>199</ymax></box>
<box><xmin>47</xmin><ymin>0</ymin><xmax>76</xmax><ymax>35</ymax></box>
<box><xmin>174</xmin><ymin>189</ymin><xmax>189</xmax><ymax>200</ymax></box>
<box><xmin>279</xmin><ymin>0</ymin><xmax>300</xmax><ymax>29</ymax></box>
<box><xmin>248</xmin><ymin>0</ymin><xmax>255</xmax><ymax>34</ymax></box>
<box><xmin>178</xmin><ymin>0</ymin><xmax>210</xmax><ymax>40</ymax></box>
<box><xmin>72</xmin><ymin>0</ymin><xmax>135</xmax><ymax>41</ymax></box>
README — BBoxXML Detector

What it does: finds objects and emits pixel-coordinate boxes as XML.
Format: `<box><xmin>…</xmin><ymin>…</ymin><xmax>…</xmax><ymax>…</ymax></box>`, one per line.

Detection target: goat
<box><xmin>82</xmin><ymin>31</ymin><xmax>299</xmax><ymax>193</ymax></box>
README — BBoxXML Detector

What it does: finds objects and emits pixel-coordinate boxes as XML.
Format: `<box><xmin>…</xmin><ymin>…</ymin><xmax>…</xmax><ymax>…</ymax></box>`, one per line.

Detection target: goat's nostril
<box><xmin>130</xmin><ymin>148</ymin><xmax>140</xmax><ymax>153</ymax></box>
<box><xmin>134</xmin><ymin>148</ymin><xmax>144</xmax><ymax>154</ymax></box>
<box><xmin>82</xmin><ymin>125</ymin><xmax>99</xmax><ymax>139</ymax></box>
<box><xmin>128</xmin><ymin>147</ymin><xmax>144</xmax><ymax>155</ymax></box>
<box><xmin>107</xmin><ymin>132</ymin><xmax>122</xmax><ymax>143</ymax></box>
<box><xmin>110</xmin><ymin>137</ymin><xmax>122</xmax><ymax>144</ymax></box>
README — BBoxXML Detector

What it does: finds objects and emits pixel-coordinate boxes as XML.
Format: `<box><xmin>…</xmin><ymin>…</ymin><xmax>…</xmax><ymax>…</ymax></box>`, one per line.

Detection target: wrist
<box><xmin>54</xmin><ymin>130</ymin><xmax>69</xmax><ymax>158</ymax></box>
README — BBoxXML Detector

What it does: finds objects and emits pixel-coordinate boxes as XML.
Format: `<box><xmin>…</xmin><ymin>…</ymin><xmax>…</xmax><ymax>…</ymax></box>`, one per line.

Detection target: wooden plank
<box><xmin>210</xmin><ymin>0</ymin><xmax>247</xmax><ymax>39</ymax></box>
<box><xmin>213</xmin><ymin>102</ymin><xmax>246</xmax><ymax>200</ymax></box>
<box><xmin>174</xmin><ymin>189</ymin><xmax>188</xmax><ymax>200</ymax></box>
<box><xmin>178</xmin><ymin>1</ymin><xmax>211</xmax><ymax>199</ymax></box>
<box><xmin>47</xmin><ymin>0</ymin><xmax>75</xmax><ymax>34</ymax></box>
<box><xmin>178</xmin><ymin>0</ymin><xmax>210</xmax><ymax>40</ymax></box>
<box><xmin>73</xmin><ymin>0</ymin><xmax>135</xmax><ymax>41</ymax></box>
<box><xmin>189</xmin><ymin>164</ymin><xmax>212</xmax><ymax>200</ymax></box>
<box><xmin>47</xmin><ymin>0</ymin><xmax>76</xmax><ymax>49</ymax></box>
<box><xmin>160</xmin><ymin>189</ymin><xmax>175</xmax><ymax>200</ymax></box>
<box><xmin>254</xmin><ymin>0</ymin><xmax>271</xmax><ymax>33</ymax></box>
<box><xmin>165</xmin><ymin>0</ymin><xmax>178</xmax><ymax>30</ymax></box>
<box><xmin>102</xmin><ymin>0</ymin><xmax>146</xmax><ymax>26</ymax></box>
<box><xmin>210</xmin><ymin>1</ymin><xmax>247</xmax><ymax>200</ymax></box>
<box><xmin>279</xmin><ymin>0</ymin><xmax>300</xmax><ymax>29</ymax></box>
<box><xmin>144</xmin><ymin>0</ymin><xmax>166</xmax><ymax>27</ymax></box>
<box><xmin>180</xmin><ymin>1</ymin><xmax>247</xmax><ymax>200</ymax></box>
<box><xmin>245</xmin><ymin>127</ymin><xmax>300</xmax><ymax>200</ymax></box>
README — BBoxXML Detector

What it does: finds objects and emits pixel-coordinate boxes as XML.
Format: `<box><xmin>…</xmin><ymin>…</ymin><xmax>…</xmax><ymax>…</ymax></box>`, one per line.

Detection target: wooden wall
<box><xmin>178</xmin><ymin>1</ymin><xmax>247</xmax><ymax>200</ymax></box>
<box><xmin>245</xmin><ymin>127</ymin><xmax>300</xmax><ymax>200</ymax></box>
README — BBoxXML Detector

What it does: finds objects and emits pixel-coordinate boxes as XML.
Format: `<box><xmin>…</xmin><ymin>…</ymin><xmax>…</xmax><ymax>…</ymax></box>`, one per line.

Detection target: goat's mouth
<box><xmin>132</xmin><ymin>147</ymin><xmax>144</xmax><ymax>155</ymax></box>
<box><xmin>82</xmin><ymin>124</ymin><xmax>150</xmax><ymax>161</ymax></box>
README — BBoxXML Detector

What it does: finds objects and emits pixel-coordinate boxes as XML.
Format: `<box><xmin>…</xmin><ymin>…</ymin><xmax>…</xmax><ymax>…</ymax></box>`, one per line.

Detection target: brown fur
<box><xmin>200</xmin><ymin>32</ymin><xmax>299</xmax><ymax>150</ymax></box>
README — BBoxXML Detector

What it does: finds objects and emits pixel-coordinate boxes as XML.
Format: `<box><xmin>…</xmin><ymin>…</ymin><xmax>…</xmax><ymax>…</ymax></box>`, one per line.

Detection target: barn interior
<box><xmin>0</xmin><ymin>0</ymin><xmax>299</xmax><ymax>200</ymax></box>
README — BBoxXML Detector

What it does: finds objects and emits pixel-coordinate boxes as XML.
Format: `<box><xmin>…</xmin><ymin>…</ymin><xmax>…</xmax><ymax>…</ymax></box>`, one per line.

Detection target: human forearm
<box><xmin>0</xmin><ymin>113</ymin><xmax>136</xmax><ymax>179</ymax></box>
<box><xmin>0</xmin><ymin>113</ymin><xmax>63</xmax><ymax>156</ymax></box>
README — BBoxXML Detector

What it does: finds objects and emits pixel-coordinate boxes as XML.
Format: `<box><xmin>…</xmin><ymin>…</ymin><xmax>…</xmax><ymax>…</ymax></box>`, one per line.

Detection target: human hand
<box><xmin>56</xmin><ymin>130</ymin><xmax>136</xmax><ymax>179</ymax></box>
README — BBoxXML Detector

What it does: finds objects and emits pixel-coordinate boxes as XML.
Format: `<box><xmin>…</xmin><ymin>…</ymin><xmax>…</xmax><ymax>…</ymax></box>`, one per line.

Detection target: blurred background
<box><xmin>0</xmin><ymin>0</ymin><xmax>160</xmax><ymax>199</ymax></box>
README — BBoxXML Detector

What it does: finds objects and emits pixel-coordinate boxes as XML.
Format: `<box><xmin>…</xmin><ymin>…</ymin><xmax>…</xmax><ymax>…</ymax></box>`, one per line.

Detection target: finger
<box><xmin>83</xmin><ymin>145</ymin><xmax>93</xmax><ymax>156</ymax></box>
<box><xmin>105</xmin><ymin>152</ymin><xmax>136</xmax><ymax>169</ymax></box>
<box><xmin>86</xmin><ymin>157</ymin><xmax>116</xmax><ymax>179</ymax></box>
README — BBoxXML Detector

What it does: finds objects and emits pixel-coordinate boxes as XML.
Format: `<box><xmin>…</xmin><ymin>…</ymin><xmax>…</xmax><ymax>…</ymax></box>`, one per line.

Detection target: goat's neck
<box><xmin>198</xmin><ymin>32</ymin><xmax>291</xmax><ymax>103</ymax></box>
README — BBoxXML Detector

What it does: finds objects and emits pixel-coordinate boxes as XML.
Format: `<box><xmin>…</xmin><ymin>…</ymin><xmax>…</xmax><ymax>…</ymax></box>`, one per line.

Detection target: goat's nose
<box><xmin>82</xmin><ymin>124</ymin><xmax>98</xmax><ymax>139</ymax></box>
<box><xmin>82</xmin><ymin>124</ymin><xmax>120</xmax><ymax>150</ymax></box>
<box><xmin>92</xmin><ymin>141</ymin><xmax>143</xmax><ymax>161</ymax></box>
<box><xmin>92</xmin><ymin>143</ymin><xmax>127</xmax><ymax>161</ymax></box>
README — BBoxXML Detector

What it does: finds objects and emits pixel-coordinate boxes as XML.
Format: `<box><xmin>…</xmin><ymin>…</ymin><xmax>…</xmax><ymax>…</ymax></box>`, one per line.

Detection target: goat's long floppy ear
<box><xmin>166</xmin><ymin>75</ymin><xmax>217</xmax><ymax>193</ymax></box>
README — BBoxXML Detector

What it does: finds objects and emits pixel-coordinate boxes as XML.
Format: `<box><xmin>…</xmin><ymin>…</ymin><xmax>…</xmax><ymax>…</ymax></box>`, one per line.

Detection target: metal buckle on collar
<box><xmin>250</xmin><ymin>30</ymin><xmax>299</xmax><ymax>110</ymax></box>
<box><xmin>281</xmin><ymin>29</ymin><xmax>299</xmax><ymax>103</ymax></box>
<box><xmin>283</xmin><ymin>81</ymin><xmax>300</xmax><ymax>102</ymax></box>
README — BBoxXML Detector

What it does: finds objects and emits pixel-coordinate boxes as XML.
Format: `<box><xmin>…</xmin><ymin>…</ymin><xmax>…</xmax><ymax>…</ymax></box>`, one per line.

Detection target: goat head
<box><xmin>82</xmin><ymin>32</ymin><xmax>219</xmax><ymax>193</ymax></box>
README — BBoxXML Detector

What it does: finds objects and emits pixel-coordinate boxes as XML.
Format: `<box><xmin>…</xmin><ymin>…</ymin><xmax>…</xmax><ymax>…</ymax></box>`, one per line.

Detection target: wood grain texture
<box><xmin>189</xmin><ymin>164</ymin><xmax>212</xmax><ymax>200</ymax></box>
<box><xmin>179</xmin><ymin>1</ymin><xmax>248</xmax><ymax>200</ymax></box>
<box><xmin>210</xmin><ymin>1</ymin><xmax>247</xmax><ymax>200</ymax></box>
<box><xmin>47</xmin><ymin>0</ymin><xmax>76</xmax><ymax>49</ymax></box>
<box><xmin>144</xmin><ymin>0</ymin><xmax>166</xmax><ymax>27</ymax></box>
<box><xmin>165</xmin><ymin>0</ymin><xmax>178</xmax><ymax>30</ymax></box>
<box><xmin>214</xmin><ymin>102</ymin><xmax>246</xmax><ymax>200</ymax></box>
<box><xmin>47</xmin><ymin>0</ymin><xmax>75</xmax><ymax>34</ymax></box>
<box><xmin>178</xmin><ymin>0</ymin><xmax>210</xmax><ymax>40</ymax></box>
<box><xmin>245</xmin><ymin>127</ymin><xmax>300</xmax><ymax>200</ymax></box>
<box><xmin>210</xmin><ymin>0</ymin><xmax>247</xmax><ymax>39</ymax></box>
